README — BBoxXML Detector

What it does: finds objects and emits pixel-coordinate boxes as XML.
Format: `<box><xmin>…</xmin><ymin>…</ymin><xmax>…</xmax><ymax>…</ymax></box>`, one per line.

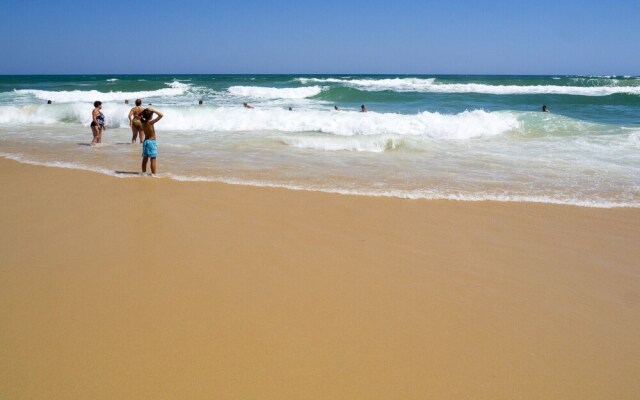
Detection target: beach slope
<box><xmin>1</xmin><ymin>158</ymin><xmax>639</xmax><ymax>399</ymax></box>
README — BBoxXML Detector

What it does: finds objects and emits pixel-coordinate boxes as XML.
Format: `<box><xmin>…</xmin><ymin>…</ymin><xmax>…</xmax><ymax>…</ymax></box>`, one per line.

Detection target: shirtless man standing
<box><xmin>128</xmin><ymin>99</ymin><xmax>145</xmax><ymax>143</ymax></box>
<box><xmin>140</xmin><ymin>108</ymin><xmax>163</xmax><ymax>175</ymax></box>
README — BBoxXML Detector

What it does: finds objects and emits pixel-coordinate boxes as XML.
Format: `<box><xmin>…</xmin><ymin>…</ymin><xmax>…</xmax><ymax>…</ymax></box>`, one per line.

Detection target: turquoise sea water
<box><xmin>0</xmin><ymin>74</ymin><xmax>638</xmax><ymax>207</ymax></box>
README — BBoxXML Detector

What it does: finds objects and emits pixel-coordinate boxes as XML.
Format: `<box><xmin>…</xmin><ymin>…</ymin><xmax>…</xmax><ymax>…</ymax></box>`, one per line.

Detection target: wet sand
<box><xmin>0</xmin><ymin>157</ymin><xmax>639</xmax><ymax>399</ymax></box>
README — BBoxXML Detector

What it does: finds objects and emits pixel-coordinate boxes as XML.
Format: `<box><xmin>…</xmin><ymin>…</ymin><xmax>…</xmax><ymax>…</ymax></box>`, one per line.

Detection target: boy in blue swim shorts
<box><xmin>142</xmin><ymin>139</ymin><xmax>157</xmax><ymax>158</ymax></box>
<box><xmin>139</xmin><ymin>108</ymin><xmax>163</xmax><ymax>174</ymax></box>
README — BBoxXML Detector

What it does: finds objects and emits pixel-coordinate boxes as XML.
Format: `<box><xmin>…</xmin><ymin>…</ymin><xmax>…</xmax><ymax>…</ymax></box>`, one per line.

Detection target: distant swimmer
<box><xmin>90</xmin><ymin>101</ymin><xmax>105</xmax><ymax>145</ymax></box>
<box><xmin>47</xmin><ymin>100</ymin><xmax>52</xmax><ymax>104</ymax></box>
<box><xmin>124</xmin><ymin>99</ymin><xmax>129</xmax><ymax>105</ymax></box>
<box><xmin>334</xmin><ymin>105</ymin><xmax>339</xmax><ymax>111</ymax></box>
<box><xmin>361</xmin><ymin>104</ymin><xmax>367</xmax><ymax>112</ymax></box>
<box><xmin>140</xmin><ymin>108</ymin><xmax>163</xmax><ymax>175</ymax></box>
<box><xmin>243</xmin><ymin>102</ymin><xmax>254</xmax><ymax>109</ymax></box>
<box><xmin>128</xmin><ymin>99</ymin><xmax>145</xmax><ymax>143</ymax></box>
<box><xmin>288</xmin><ymin>107</ymin><xmax>292</xmax><ymax>111</ymax></box>
<box><xmin>198</xmin><ymin>99</ymin><xmax>203</xmax><ymax>105</ymax></box>
<box><xmin>542</xmin><ymin>105</ymin><xmax>549</xmax><ymax>112</ymax></box>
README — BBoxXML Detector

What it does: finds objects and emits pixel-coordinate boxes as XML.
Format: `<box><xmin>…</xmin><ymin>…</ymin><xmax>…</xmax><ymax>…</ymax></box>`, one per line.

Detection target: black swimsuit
<box><xmin>91</xmin><ymin>111</ymin><xmax>105</xmax><ymax>127</ymax></box>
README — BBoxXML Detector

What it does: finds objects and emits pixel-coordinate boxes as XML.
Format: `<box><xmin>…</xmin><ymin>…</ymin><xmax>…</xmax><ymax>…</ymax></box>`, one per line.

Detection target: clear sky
<box><xmin>1</xmin><ymin>0</ymin><xmax>638</xmax><ymax>75</ymax></box>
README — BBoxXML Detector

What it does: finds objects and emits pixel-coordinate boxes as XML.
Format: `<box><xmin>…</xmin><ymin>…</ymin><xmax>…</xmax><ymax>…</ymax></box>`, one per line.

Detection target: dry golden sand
<box><xmin>0</xmin><ymin>157</ymin><xmax>639</xmax><ymax>399</ymax></box>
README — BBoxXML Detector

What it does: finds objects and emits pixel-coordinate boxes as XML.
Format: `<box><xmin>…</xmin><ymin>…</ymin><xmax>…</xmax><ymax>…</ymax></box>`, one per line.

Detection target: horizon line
<box><xmin>1</xmin><ymin>72</ymin><xmax>638</xmax><ymax>77</ymax></box>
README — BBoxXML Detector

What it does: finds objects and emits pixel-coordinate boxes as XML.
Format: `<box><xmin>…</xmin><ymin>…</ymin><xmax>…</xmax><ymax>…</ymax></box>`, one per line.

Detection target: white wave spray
<box><xmin>0</xmin><ymin>104</ymin><xmax>520</xmax><ymax>138</ymax></box>
<box><xmin>14</xmin><ymin>82</ymin><xmax>191</xmax><ymax>103</ymax></box>
<box><xmin>296</xmin><ymin>77</ymin><xmax>640</xmax><ymax>96</ymax></box>
<box><xmin>227</xmin><ymin>86</ymin><xmax>323</xmax><ymax>99</ymax></box>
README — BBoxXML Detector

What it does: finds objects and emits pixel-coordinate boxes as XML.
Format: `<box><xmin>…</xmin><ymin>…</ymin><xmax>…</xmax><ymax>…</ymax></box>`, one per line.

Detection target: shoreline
<box><xmin>1</xmin><ymin>157</ymin><xmax>639</xmax><ymax>399</ymax></box>
<box><xmin>1</xmin><ymin>153</ymin><xmax>637</xmax><ymax>209</ymax></box>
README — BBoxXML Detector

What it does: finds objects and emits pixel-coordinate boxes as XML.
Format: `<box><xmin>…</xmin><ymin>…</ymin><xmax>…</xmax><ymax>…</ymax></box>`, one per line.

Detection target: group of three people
<box><xmin>91</xmin><ymin>99</ymin><xmax>163</xmax><ymax>174</ymax></box>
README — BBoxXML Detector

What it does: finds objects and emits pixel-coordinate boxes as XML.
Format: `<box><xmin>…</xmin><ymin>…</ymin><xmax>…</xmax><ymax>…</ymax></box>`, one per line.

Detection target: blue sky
<box><xmin>1</xmin><ymin>0</ymin><xmax>638</xmax><ymax>74</ymax></box>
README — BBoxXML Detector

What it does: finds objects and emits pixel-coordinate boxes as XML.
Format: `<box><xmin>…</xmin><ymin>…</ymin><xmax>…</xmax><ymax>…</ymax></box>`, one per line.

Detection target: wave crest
<box><xmin>14</xmin><ymin>81</ymin><xmax>191</xmax><ymax>103</ymax></box>
<box><xmin>227</xmin><ymin>86</ymin><xmax>323</xmax><ymax>99</ymax></box>
<box><xmin>147</xmin><ymin>108</ymin><xmax>519</xmax><ymax>138</ymax></box>
<box><xmin>296</xmin><ymin>77</ymin><xmax>640</xmax><ymax>96</ymax></box>
<box><xmin>0</xmin><ymin>104</ymin><xmax>520</xmax><ymax>138</ymax></box>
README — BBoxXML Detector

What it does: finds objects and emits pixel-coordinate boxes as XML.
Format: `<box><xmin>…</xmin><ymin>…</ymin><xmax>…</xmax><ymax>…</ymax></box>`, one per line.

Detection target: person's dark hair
<box><xmin>141</xmin><ymin>108</ymin><xmax>154</xmax><ymax>123</ymax></box>
<box><xmin>94</xmin><ymin>101</ymin><xmax>102</xmax><ymax>108</ymax></box>
<box><xmin>135</xmin><ymin>99</ymin><xmax>142</xmax><ymax>106</ymax></box>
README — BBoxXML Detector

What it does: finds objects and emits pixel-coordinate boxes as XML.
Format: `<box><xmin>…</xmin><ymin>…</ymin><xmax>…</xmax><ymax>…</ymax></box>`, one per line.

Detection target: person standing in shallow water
<box><xmin>128</xmin><ymin>99</ymin><xmax>145</xmax><ymax>143</ymax></box>
<box><xmin>140</xmin><ymin>108</ymin><xmax>163</xmax><ymax>175</ymax></box>
<box><xmin>90</xmin><ymin>101</ymin><xmax>105</xmax><ymax>145</ymax></box>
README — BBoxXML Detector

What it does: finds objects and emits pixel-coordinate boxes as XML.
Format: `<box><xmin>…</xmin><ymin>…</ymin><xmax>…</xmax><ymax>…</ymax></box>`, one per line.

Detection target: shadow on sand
<box><xmin>114</xmin><ymin>170</ymin><xmax>142</xmax><ymax>175</ymax></box>
<box><xmin>76</xmin><ymin>142</ymin><xmax>132</xmax><ymax>146</ymax></box>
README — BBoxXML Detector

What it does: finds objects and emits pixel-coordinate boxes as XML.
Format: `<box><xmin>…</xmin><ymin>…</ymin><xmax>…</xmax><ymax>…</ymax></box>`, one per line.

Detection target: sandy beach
<box><xmin>0</xmin><ymin>157</ymin><xmax>639</xmax><ymax>399</ymax></box>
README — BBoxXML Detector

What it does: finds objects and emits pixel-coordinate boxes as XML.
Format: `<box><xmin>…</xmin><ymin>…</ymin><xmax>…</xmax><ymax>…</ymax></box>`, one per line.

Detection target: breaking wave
<box><xmin>14</xmin><ymin>81</ymin><xmax>191</xmax><ymax>103</ymax></box>
<box><xmin>227</xmin><ymin>85</ymin><xmax>324</xmax><ymax>99</ymax></box>
<box><xmin>0</xmin><ymin>104</ymin><xmax>520</xmax><ymax>138</ymax></box>
<box><xmin>296</xmin><ymin>77</ymin><xmax>640</xmax><ymax>96</ymax></box>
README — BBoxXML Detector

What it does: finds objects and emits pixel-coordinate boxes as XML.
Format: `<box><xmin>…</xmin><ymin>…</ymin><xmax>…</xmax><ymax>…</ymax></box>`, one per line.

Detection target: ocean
<box><xmin>0</xmin><ymin>74</ymin><xmax>638</xmax><ymax>207</ymax></box>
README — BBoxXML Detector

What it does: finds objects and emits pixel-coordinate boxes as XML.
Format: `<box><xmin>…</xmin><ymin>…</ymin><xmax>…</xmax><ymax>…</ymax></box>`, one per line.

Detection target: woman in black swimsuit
<box><xmin>90</xmin><ymin>100</ymin><xmax>106</xmax><ymax>145</ymax></box>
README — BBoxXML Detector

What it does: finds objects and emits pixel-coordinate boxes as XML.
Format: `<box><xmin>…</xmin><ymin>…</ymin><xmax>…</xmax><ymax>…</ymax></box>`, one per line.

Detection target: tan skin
<box><xmin>141</xmin><ymin>109</ymin><xmax>163</xmax><ymax>174</ymax></box>
<box><xmin>128</xmin><ymin>104</ymin><xmax>145</xmax><ymax>143</ymax></box>
<box><xmin>90</xmin><ymin>105</ymin><xmax>105</xmax><ymax>145</ymax></box>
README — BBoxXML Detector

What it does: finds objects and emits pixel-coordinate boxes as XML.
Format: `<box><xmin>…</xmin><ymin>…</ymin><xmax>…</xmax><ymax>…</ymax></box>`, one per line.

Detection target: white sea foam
<box><xmin>0</xmin><ymin>103</ymin><xmax>520</xmax><ymax>140</ymax></box>
<box><xmin>296</xmin><ymin>77</ymin><xmax>640</xmax><ymax>96</ymax></box>
<box><xmin>0</xmin><ymin>103</ymin><xmax>128</xmax><ymax>126</ymax></box>
<box><xmin>0</xmin><ymin>104</ymin><xmax>519</xmax><ymax>138</ymax></box>
<box><xmin>0</xmin><ymin>152</ymin><xmax>124</xmax><ymax>177</ymax></box>
<box><xmin>297</xmin><ymin>77</ymin><xmax>437</xmax><ymax>91</ymax></box>
<box><xmin>0</xmin><ymin>105</ymin><xmax>68</xmax><ymax>124</ymax></box>
<box><xmin>14</xmin><ymin>81</ymin><xmax>191</xmax><ymax>103</ymax></box>
<box><xmin>167</xmin><ymin>173</ymin><xmax>640</xmax><ymax>208</ymax></box>
<box><xmin>137</xmin><ymin>107</ymin><xmax>520</xmax><ymax>138</ymax></box>
<box><xmin>106</xmin><ymin>78</ymin><xmax>119</xmax><ymax>82</ymax></box>
<box><xmin>227</xmin><ymin>85</ymin><xmax>323</xmax><ymax>99</ymax></box>
<box><xmin>1</xmin><ymin>151</ymin><xmax>636</xmax><ymax>208</ymax></box>
<box><xmin>628</xmin><ymin>131</ymin><xmax>640</xmax><ymax>148</ymax></box>
<box><xmin>281</xmin><ymin>135</ymin><xmax>402</xmax><ymax>152</ymax></box>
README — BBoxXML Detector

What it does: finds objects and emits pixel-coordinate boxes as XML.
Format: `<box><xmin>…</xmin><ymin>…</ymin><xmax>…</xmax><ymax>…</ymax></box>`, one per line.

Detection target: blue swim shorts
<box><xmin>142</xmin><ymin>139</ymin><xmax>157</xmax><ymax>158</ymax></box>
